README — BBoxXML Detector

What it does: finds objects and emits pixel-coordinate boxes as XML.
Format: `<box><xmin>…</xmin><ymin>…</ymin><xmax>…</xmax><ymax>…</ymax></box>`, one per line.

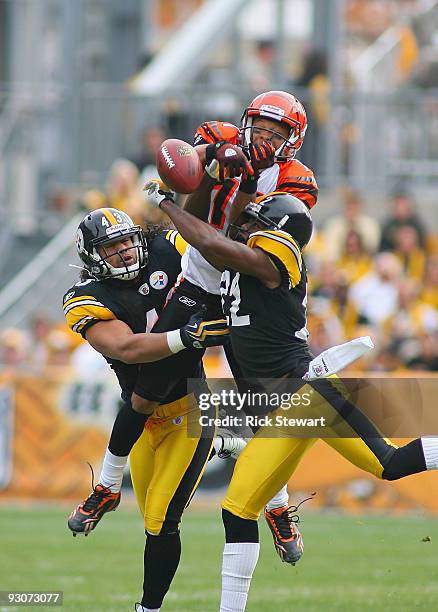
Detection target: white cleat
<box><xmin>214</xmin><ymin>429</ymin><xmax>247</xmax><ymax>459</ymax></box>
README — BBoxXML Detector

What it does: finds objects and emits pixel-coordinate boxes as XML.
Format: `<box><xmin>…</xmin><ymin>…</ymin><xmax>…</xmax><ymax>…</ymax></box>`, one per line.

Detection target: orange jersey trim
<box><xmin>275</xmin><ymin>159</ymin><xmax>318</xmax><ymax>209</ymax></box>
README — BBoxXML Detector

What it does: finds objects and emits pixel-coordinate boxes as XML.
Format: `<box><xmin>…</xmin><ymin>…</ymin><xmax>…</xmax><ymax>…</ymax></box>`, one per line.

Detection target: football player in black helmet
<box><xmin>227</xmin><ymin>191</ymin><xmax>313</xmax><ymax>248</ymax></box>
<box><xmin>64</xmin><ymin>207</ymin><xmax>231</xmax><ymax>612</ymax></box>
<box><xmin>148</xmin><ymin>185</ymin><xmax>438</xmax><ymax>612</ymax></box>
<box><xmin>75</xmin><ymin>207</ymin><xmax>148</xmax><ymax>281</ymax></box>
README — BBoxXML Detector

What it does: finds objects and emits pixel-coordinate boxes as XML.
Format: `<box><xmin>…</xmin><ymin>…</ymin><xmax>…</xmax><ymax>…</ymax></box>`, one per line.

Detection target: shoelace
<box><xmin>278</xmin><ymin>493</ymin><xmax>316</xmax><ymax>539</ymax></box>
<box><xmin>82</xmin><ymin>463</ymin><xmax>110</xmax><ymax>512</ymax></box>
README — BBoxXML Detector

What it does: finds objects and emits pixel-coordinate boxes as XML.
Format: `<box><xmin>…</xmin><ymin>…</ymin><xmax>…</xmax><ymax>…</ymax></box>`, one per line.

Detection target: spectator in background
<box><xmin>374</xmin><ymin>342</ymin><xmax>404</xmax><ymax>372</ymax></box>
<box><xmin>44</xmin><ymin>329</ymin><xmax>76</xmax><ymax>370</ymax></box>
<box><xmin>348</xmin><ymin>252</ymin><xmax>402</xmax><ymax>327</ymax></box>
<box><xmin>384</xmin><ymin>278</ymin><xmax>437</xmax><ymax>343</ymax></box>
<box><xmin>245</xmin><ymin>40</ymin><xmax>275</xmax><ymax>92</ymax></box>
<box><xmin>312</xmin><ymin>269</ymin><xmax>361</xmax><ymax>341</ymax></box>
<box><xmin>130</xmin><ymin>126</ymin><xmax>167</xmax><ymax>177</ymax></box>
<box><xmin>70</xmin><ymin>340</ymin><xmax>111</xmax><ymax>381</ymax></box>
<box><xmin>311</xmin><ymin>261</ymin><xmax>339</xmax><ymax>299</ymax></box>
<box><xmin>80</xmin><ymin>189</ymin><xmax>108</xmax><ymax>213</ymax></box>
<box><xmin>77</xmin><ymin>159</ymin><xmax>148</xmax><ymax>228</ymax></box>
<box><xmin>105</xmin><ymin>158</ymin><xmax>142</xmax><ymax>215</ymax></box>
<box><xmin>28</xmin><ymin>313</ymin><xmax>53</xmax><ymax>368</ymax></box>
<box><xmin>337</xmin><ymin>229</ymin><xmax>373</xmax><ymax>283</ymax></box>
<box><xmin>78</xmin><ymin>154</ymin><xmax>173</xmax><ymax>231</ymax></box>
<box><xmin>323</xmin><ymin>188</ymin><xmax>380</xmax><ymax>260</ymax></box>
<box><xmin>294</xmin><ymin>48</ymin><xmax>329</xmax><ymax>172</ymax></box>
<box><xmin>345</xmin><ymin>0</ymin><xmax>393</xmax><ymax>41</ymax></box>
<box><xmin>393</xmin><ymin>224</ymin><xmax>427</xmax><ymax>282</ymax></box>
<box><xmin>330</xmin><ymin>272</ymin><xmax>363</xmax><ymax>340</ymax></box>
<box><xmin>0</xmin><ymin>329</ymin><xmax>29</xmax><ymax>372</ymax></box>
<box><xmin>307</xmin><ymin>309</ymin><xmax>345</xmax><ymax>356</ymax></box>
<box><xmin>421</xmin><ymin>256</ymin><xmax>438</xmax><ymax>309</ymax></box>
<box><xmin>406</xmin><ymin>334</ymin><xmax>438</xmax><ymax>371</ymax></box>
<box><xmin>379</xmin><ymin>190</ymin><xmax>425</xmax><ymax>251</ymax></box>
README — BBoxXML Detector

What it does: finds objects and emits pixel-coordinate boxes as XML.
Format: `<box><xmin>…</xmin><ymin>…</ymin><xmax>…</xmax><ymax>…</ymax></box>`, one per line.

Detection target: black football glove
<box><xmin>249</xmin><ymin>141</ymin><xmax>276</xmax><ymax>172</ymax></box>
<box><xmin>180</xmin><ymin>307</ymin><xmax>230</xmax><ymax>349</ymax></box>
<box><xmin>206</xmin><ymin>141</ymin><xmax>254</xmax><ymax>182</ymax></box>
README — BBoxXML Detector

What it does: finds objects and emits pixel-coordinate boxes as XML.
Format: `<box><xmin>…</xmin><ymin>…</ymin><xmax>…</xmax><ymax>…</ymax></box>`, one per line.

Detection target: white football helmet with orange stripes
<box><xmin>76</xmin><ymin>208</ymin><xmax>147</xmax><ymax>281</ymax></box>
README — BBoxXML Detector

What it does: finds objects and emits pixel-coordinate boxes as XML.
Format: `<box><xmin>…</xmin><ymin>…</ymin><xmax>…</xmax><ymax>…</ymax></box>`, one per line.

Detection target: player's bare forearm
<box><xmin>85</xmin><ymin>320</ymin><xmax>173</xmax><ymax>364</ymax></box>
<box><xmin>194</xmin><ymin>144</ymin><xmax>209</xmax><ymax>166</ymax></box>
<box><xmin>183</xmin><ymin>172</ymin><xmax>217</xmax><ymax>221</ymax></box>
<box><xmin>161</xmin><ymin>200</ymin><xmax>223</xmax><ymax>265</ymax></box>
<box><xmin>160</xmin><ymin>200</ymin><xmax>280</xmax><ymax>286</ymax></box>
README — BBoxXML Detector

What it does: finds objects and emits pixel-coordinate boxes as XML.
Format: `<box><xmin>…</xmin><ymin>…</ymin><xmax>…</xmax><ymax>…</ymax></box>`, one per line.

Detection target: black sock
<box><xmin>108</xmin><ymin>402</ymin><xmax>149</xmax><ymax>457</ymax></box>
<box><xmin>222</xmin><ymin>508</ymin><xmax>259</xmax><ymax>543</ymax></box>
<box><xmin>142</xmin><ymin>531</ymin><xmax>182</xmax><ymax>609</ymax></box>
<box><xmin>382</xmin><ymin>438</ymin><xmax>427</xmax><ymax>480</ymax></box>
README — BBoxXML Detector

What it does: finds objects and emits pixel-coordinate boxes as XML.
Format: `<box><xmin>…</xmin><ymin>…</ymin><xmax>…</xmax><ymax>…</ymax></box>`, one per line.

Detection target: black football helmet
<box><xmin>228</xmin><ymin>191</ymin><xmax>313</xmax><ymax>249</ymax></box>
<box><xmin>76</xmin><ymin>208</ymin><xmax>147</xmax><ymax>280</ymax></box>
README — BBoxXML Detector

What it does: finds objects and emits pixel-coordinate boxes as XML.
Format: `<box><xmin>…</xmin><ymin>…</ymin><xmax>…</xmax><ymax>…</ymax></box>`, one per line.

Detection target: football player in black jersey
<box><xmin>147</xmin><ymin>186</ymin><xmax>438</xmax><ymax>612</ymax></box>
<box><xmin>63</xmin><ymin>207</ymin><xmax>230</xmax><ymax>612</ymax></box>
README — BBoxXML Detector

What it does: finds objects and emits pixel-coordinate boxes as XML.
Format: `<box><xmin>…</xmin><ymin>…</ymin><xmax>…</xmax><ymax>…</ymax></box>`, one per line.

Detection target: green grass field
<box><xmin>0</xmin><ymin>503</ymin><xmax>437</xmax><ymax>611</ymax></box>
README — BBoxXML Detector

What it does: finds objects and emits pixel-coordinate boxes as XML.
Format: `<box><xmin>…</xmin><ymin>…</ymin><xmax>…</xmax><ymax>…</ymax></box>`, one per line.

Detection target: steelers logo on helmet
<box><xmin>240</xmin><ymin>90</ymin><xmax>308</xmax><ymax>161</ymax></box>
<box><xmin>75</xmin><ymin>207</ymin><xmax>148</xmax><ymax>281</ymax></box>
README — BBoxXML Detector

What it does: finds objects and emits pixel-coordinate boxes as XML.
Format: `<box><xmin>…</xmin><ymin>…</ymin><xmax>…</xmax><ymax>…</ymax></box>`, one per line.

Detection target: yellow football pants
<box><xmin>130</xmin><ymin>393</ymin><xmax>215</xmax><ymax>534</ymax></box>
<box><xmin>223</xmin><ymin>379</ymin><xmax>398</xmax><ymax>520</ymax></box>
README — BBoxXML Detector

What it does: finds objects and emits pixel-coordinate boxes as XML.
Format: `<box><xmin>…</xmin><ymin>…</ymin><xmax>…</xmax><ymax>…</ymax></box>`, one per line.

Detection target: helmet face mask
<box><xmin>227</xmin><ymin>208</ymin><xmax>264</xmax><ymax>243</ymax></box>
<box><xmin>240</xmin><ymin>91</ymin><xmax>307</xmax><ymax>161</ymax></box>
<box><xmin>76</xmin><ymin>208</ymin><xmax>148</xmax><ymax>281</ymax></box>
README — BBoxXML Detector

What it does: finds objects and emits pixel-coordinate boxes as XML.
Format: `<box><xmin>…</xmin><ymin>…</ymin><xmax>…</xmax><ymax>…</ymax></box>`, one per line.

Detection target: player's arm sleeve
<box><xmin>164</xmin><ymin>229</ymin><xmax>188</xmax><ymax>256</ymax></box>
<box><xmin>276</xmin><ymin>174</ymin><xmax>319</xmax><ymax>209</ymax></box>
<box><xmin>246</xmin><ymin>230</ymin><xmax>302</xmax><ymax>287</ymax></box>
<box><xmin>63</xmin><ymin>294</ymin><xmax>116</xmax><ymax>337</ymax></box>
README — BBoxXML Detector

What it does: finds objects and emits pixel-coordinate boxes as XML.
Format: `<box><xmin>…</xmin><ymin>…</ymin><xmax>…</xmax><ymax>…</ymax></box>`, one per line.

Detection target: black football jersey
<box><xmin>220</xmin><ymin>229</ymin><xmax>313</xmax><ymax>379</ymax></box>
<box><xmin>63</xmin><ymin>232</ymin><xmax>184</xmax><ymax>401</ymax></box>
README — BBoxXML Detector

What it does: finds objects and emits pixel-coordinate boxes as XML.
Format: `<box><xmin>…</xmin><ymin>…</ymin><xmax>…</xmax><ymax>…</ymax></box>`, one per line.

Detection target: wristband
<box><xmin>205</xmin><ymin>143</ymin><xmax>217</xmax><ymax>164</ymax></box>
<box><xmin>205</xmin><ymin>141</ymin><xmax>227</xmax><ymax>164</ymax></box>
<box><xmin>239</xmin><ymin>173</ymin><xmax>259</xmax><ymax>194</ymax></box>
<box><xmin>166</xmin><ymin>329</ymin><xmax>186</xmax><ymax>353</ymax></box>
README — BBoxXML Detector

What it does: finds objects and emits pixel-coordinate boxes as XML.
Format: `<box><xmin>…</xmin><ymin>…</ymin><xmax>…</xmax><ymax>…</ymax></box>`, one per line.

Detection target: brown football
<box><xmin>156</xmin><ymin>138</ymin><xmax>203</xmax><ymax>194</ymax></box>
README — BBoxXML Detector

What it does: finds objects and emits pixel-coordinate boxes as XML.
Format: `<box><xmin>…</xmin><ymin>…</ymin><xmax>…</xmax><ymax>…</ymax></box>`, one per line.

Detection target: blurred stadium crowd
<box><xmin>1</xmin><ymin>0</ymin><xmax>437</xmax><ymax>376</ymax></box>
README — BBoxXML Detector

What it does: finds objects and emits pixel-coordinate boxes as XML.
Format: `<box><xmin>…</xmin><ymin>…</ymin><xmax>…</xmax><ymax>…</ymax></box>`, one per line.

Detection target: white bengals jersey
<box><xmin>182</xmin><ymin>120</ymin><xmax>318</xmax><ymax>294</ymax></box>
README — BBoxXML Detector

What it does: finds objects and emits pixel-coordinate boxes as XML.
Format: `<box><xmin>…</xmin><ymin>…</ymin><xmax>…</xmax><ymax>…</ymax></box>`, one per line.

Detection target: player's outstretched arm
<box><xmin>182</xmin><ymin>171</ymin><xmax>217</xmax><ymax>221</ymax></box>
<box><xmin>160</xmin><ymin>204</ymin><xmax>280</xmax><ymax>290</ymax></box>
<box><xmin>85</xmin><ymin>313</ymin><xmax>229</xmax><ymax>364</ymax></box>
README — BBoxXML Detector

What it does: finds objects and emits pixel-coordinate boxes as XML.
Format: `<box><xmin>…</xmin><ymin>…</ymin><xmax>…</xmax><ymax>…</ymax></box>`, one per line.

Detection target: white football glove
<box><xmin>143</xmin><ymin>179</ymin><xmax>175</xmax><ymax>208</ymax></box>
<box><xmin>303</xmin><ymin>336</ymin><xmax>374</xmax><ymax>380</ymax></box>
<box><xmin>205</xmin><ymin>159</ymin><xmax>220</xmax><ymax>180</ymax></box>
